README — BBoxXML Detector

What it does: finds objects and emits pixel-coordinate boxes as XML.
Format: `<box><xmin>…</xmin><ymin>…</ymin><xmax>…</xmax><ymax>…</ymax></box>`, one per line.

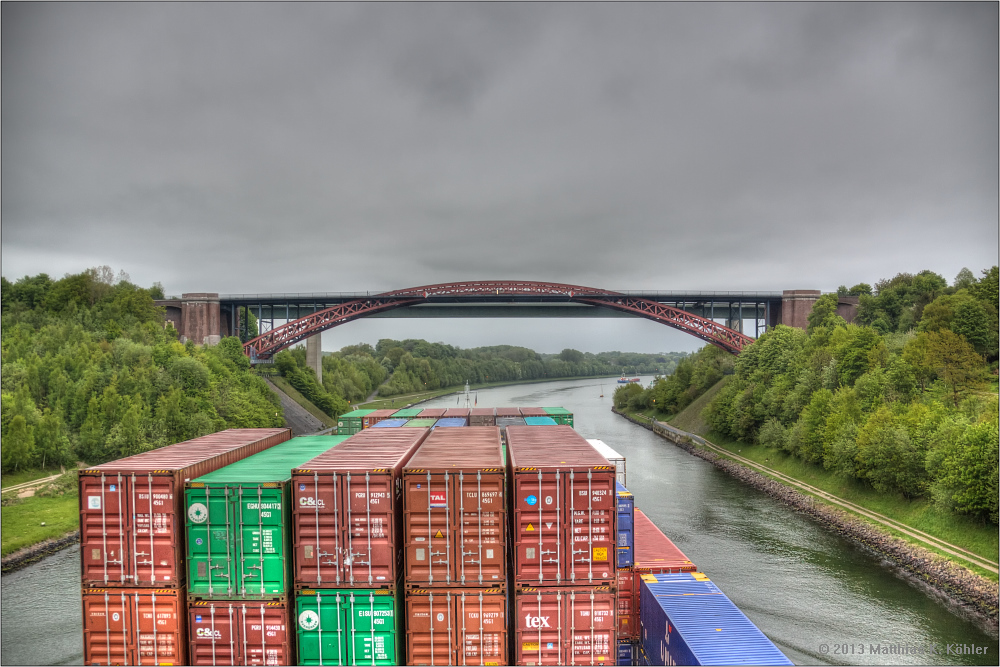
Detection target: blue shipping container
<box><xmin>371</xmin><ymin>418</ymin><xmax>408</xmax><ymax>428</ymax></box>
<box><xmin>616</xmin><ymin>481</ymin><xmax>635</xmax><ymax>568</ymax></box>
<box><xmin>640</xmin><ymin>573</ymin><xmax>793</xmax><ymax>666</ymax></box>
<box><xmin>523</xmin><ymin>416</ymin><xmax>558</xmax><ymax>425</ymax></box>
<box><xmin>433</xmin><ymin>417</ymin><xmax>467</xmax><ymax>427</ymax></box>
<box><xmin>618</xmin><ymin>640</ymin><xmax>638</xmax><ymax>666</ymax></box>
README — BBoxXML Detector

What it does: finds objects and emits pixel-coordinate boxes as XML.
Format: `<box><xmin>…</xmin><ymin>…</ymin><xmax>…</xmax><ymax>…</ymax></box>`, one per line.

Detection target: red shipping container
<box><xmin>79</xmin><ymin>429</ymin><xmax>291</xmax><ymax>587</ymax></box>
<box><xmin>513</xmin><ymin>586</ymin><xmax>616</xmax><ymax>666</ymax></box>
<box><xmin>518</xmin><ymin>407</ymin><xmax>547</xmax><ymax>418</ymax></box>
<box><xmin>418</xmin><ymin>408</ymin><xmax>447</xmax><ymax>418</ymax></box>
<box><xmin>402</xmin><ymin>427</ymin><xmax>506</xmax><ymax>588</ymax></box>
<box><xmin>188</xmin><ymin>599</ymin><xmax>291</xmax><ymax>666</ymax></box>
<box><xmin>507</xmin><ymin>426</ymin><xmax>616</xmax><ymax>587</ymax></box>
<box><xmin>292</xmin><ymin>428</ymin><xmax>430</xmax><ymax>588</ymax></box>
<box><xmin>362</xmin><ymin>409</ymin><xmax>398</xmax><ymax>428</ymax></box>
<box><xmin>494</xmin><ymin>408</ymin><xmax>520</xmax><ymax>417</ymax></box>
<box><xmin>616</xmin><ymin>568</ymin><xmax>638</xmax><ymax>640</ymax></box>
<box><xmin>82</xmin><ymin>587</ymin><xmax>186</xmax><ymax>666</ymax></box>
<box><xmin>443</xmin><ymin>407</ymin><xmax>471</xmax><ymax>418</ymax></box>
<box><xmin>469</xmin><ymin>408</ymin><xmax>496</xmax><ymax>426</ymax></box>
<box><xmin>406</xmin><ymin>588</ymin><xmax>508</xmax><ymax>666</ymax></box>
<box><xmin>632</xmin><ymin>509</ymin><xmax>696</xmax><ymax>574</ymax></box>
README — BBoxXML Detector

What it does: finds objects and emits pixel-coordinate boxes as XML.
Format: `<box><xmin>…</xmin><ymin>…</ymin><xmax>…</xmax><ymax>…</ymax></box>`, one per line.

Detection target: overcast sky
<box><xmin>3</xmin><ymin>3</ymin><xmax>997</xmax><ymax>354</ymax></box>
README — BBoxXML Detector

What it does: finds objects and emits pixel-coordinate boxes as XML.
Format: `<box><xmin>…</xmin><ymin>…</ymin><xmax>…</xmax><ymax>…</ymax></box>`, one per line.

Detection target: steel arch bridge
<box><xmin>242</xmin><ymin>280</ymin><xmax>756</xmax><ymax>361</ymax></box>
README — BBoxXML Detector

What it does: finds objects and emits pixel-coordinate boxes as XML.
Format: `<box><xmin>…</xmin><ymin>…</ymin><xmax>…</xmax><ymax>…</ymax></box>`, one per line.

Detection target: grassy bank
<box><xmin>268</xmin><ymin>376</ymin><xmax>338</xmax><ymax>428</ymax></box>
<box><xmin>619</xmin><ymin>382</ymin><xmax>998</xmax><ymax>580</ymax></box>
<box><xmin>2</xmin><ymin>474</ymin><xmax>79</xmax><ymax>557</ymax></box>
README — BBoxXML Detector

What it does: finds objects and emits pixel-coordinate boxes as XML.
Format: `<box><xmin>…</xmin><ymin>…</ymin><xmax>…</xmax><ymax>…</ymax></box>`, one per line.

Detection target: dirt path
<box><xmin>264</xmin><ymin>378</ymin><xmax>327</xmax><ymax>435</ymax></box>
<box><xmin>649</xmin><ymin>416</ymin><xmax>999</xmax><ymax>574</ymax></box>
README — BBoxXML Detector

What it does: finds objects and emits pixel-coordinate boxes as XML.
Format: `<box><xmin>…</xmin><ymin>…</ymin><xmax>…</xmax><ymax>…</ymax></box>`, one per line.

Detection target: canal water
<box><xmin>2</xmin><ymin>377</ymin><xmax>997</xmax><ymax>665</ymax></box>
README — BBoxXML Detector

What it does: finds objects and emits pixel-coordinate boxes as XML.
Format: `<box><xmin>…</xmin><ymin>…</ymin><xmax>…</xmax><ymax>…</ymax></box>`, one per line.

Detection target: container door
<box><xmin>234</xmin><ymin>486</ymin><xmax>287</xmax><ymax>598</ymax></box>
<box><xmin>617</xmin><ymin>569</ymin><xmax>638</xmax><ymax>640</ymax></box>
<box><xmin>455</xmin><ymin>590</ymin><xmax>507</xmax><ymax>666</ymax></box>
<box><xmin>297</xmin><ymin>591</ymin><xmax>349</xmax><ymax>666</ymax></box>
<box><xmin>294</xmin><ymin>472</ymin><xmax>344</xmax><ymax>588</ymax></box>
<box><xmin>512</xmin><ymin>473</ymin><xmax>563</xmax><ymax>585</ymax></box>
<box><xmin>514</xmin><ymin>589</ymin><xmax>564</xmax><ymax>666</ymax></box>
<box><xmin>346</xmin><ymin>590</ymin><xmax>399</xmax><ymax>665</ymax></box>
<box><xmin>188</xmin><ymin>602</ymin><xmax>239</xmax><ymax>666</ymax></box>
<box><xmin>341</xmin><ymin>472</ymin><xmax>396</xmax><ymax>586</ymax></box>
<box><xmin>403</xmin><ymin>472</ymin><xmax>453</xmax><ymax>586</ymax></box>
<box><xmin>82</xmin><ymin>589</ymin><xmax>132</xmax><ymax>666</ymax></box>
<box><xmin>455</xmin><ymin>471</ymin><xmax>506</xmax><ymax>587</ymax></box>
<box><xmin>186</xmin><ymin>485</ymin><xmax>235</xmax><ymax>598</ymax></box>
<box><xmin>80</xmin><ymin>473</ymin><xmax>130</xmax><ymax>585</ymax></box>
<box><xmin>565</xmin><ymin>469</ymin><xmax>616</xmax><ymax>584</ymax></box>
<box><xmin>132</xmin><ymin>589</ymin><xmax>184</xmax><ymax>666</ymax></box>
<box><xmin>239</xmin><ymin>602</ymin><xmax>291</xmax><ymax>666</ymax></box>
<box><xmin>564</xmin><ymin>588</ymin><xmax>616</xmax><ymax>665</ymax></box>
<box><xmin>131</xmin><ymin>473</ymin><xmax>180</xmax><ymax>586</ymax></box>
<box><xmin>405</xmin><ymin>591</ymin><xmax>453</xmax><ymax>666</ymax></box>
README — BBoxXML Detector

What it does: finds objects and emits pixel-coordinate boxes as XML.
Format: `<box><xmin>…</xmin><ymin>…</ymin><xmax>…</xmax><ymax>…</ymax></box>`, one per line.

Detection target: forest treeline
<box><xmin>616</xmin><ymin>267</ymin><xmax>999</xmax><ymax>524</ymax></box>
<box><xmin>273</xmin><ymin>339</ymin><xmax>686</xmax><ymax>415</ymax></box>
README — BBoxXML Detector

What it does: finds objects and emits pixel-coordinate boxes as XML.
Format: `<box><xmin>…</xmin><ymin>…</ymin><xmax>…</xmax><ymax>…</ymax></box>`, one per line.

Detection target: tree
<box><xmin>559</xmin><ymin>348</ymin><xmax>584</xmax><ymax>364</ymax></box>
<box><xmin>2</xmin><ymin>415</ymin><xmax>35</xmax><ymax>472</ymax></box>
<box><xmin>926</xmin><ymin>330</ymin><xmax>986</xmax><ymax>406</ymax></box>
<box><xmin>954</xmin><ymin>267</ymin><xmax>976</xmax><ymax>290</ymax></box>
<box><xmin>807</xmin><ymin>294</ymin><xmax>845</xmax><ymax>334</ymax></box>
<box><xmin>929</xmin><ymin>418</ymin><xmax>999</xmax><ymax>523</ymax></box>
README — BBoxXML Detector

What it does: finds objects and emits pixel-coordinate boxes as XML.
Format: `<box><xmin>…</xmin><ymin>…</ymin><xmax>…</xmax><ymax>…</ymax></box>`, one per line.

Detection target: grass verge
<box><xmin>2</xmin><ymin>482</ymin><xmax>79</xmax><ymax>557</ymax></box>
<box><xmin>268</xmin><ymin>376</ymin><xmax>337</xmax><ymax>428</ymax></box>
<box><xmin>1</xmin><ymin>467</ymin><xmax>64</xmax><ymax>490</ymax></box>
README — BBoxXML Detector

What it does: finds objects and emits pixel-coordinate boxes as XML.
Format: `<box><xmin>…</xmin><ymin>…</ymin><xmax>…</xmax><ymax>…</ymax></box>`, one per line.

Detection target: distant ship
<box><xmin>617</xmin><ymin>373</ymin><xmax>641</xmax><ymax>384</ymax></box>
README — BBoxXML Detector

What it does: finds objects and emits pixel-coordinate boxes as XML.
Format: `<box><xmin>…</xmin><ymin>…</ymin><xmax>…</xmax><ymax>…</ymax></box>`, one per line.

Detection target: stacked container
<box><xmin>336</xmin><ymin>409</ymin><xmax>375</xmax><ymax>436</ymax></box>
<box><xmin>443</xmin><ymin>407</ymin><xmax>471</xmax><ymax>420</ymax></box>
<box><xmin>392</xmin><ymin>408</ymin><xmax>424</xmax><ymax>420</ymax></box>
<box><xmin>418</xmin><ymin>408</ymin><xmax>447</xmax><ymax>419</ymax></box>
<box><xmin>522</xmin><ymin>416</ymin><xmax>557</xmax><ymax>426</ymax></box>
<box><xmin>639</xmin><ymin>573</ymin><xmax>792</xmax><ymax>666</ymax></box>
<box><xmin>434</xmin><ymin>418</ymin><xmax>467</xmax><ymax>428</ymax></box>
<box><xmin>614</xmin><ymin>483</ymin><xmax>637</xmax><ymax>661</ymax></box>
<box><xmin>507</xmin><ymin>425</ymin><xmax>617</xmax><ymax>665</ymax></box>
<box><xmin>362</xmin><ymin>409</ymin><xmax>398</xmax><ymax>428</ymax></box>
<box><xmin>402</xmin><ymin>427</ymin><xmax>508</xmax><ymax>665</ymax></box>
<box><xmin>468</xmin><ymin>408</ymin><xmax>496</xmax><ymax>426</ymax></box>
<box><xmin>404</xmin><ymin>418</ymin><xmax>439</xmax><ymax>428</ymax></box>
<box><xmin>371</xmin><ymin>418</ymin><xmax>408</xmax><ymax>428</ymax></box>
<box><xmin>184</xmin><ymin>434</ymin><xmax>347</xmax><ymax>665</ymax></box>
<box><xmin>79</xmin><ymin>428</ymin><xmax>292</xmax><ymax>665</ymax></box>
<box><xmin>587</xmin><ymin>439</ymin><xmax>626</xmax><ymax>487</ymax></box>
<box><xmin>291</xmin><ymin>427</ymin><xmax>431</xmax><ymax>664</ymax></box>
<box><xmin>542</xmin><ymin>407</ymin><xmax>574</xmax><ymax>427</ymax></box>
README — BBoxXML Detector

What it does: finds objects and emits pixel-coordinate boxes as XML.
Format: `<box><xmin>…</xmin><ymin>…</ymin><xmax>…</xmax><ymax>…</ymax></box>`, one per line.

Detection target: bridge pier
<box><xmin>156</xmin><ymin>293</ymin><xmax>227</xmax><ymax>345</ymax></box>
<box><xmin>306</xmin><ymin>333</ymin><xmax>323</xmax><ymax>383</ymax></box>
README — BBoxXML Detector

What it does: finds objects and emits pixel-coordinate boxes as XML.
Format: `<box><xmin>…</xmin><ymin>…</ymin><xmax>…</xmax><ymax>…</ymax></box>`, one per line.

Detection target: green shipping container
<box><xmin>296</xmin><ymin>588</ymin><xmax>401</xmax><ymax>666</ymax></box>
<box><xmin>403</xmin><ymin>418</ymin><xmax>438</xmax><ymax>428</ymax></box>
<box><xmin>542</xmin><ymin>406</ymin><xmax>574</xmax><ymax>426</ymax></box>
<box><xmin>391</xmin><ymin>408</ymin><xmax>423</xmax><ymax>419</ymax></box>
<box><xmin>185</xmin><ymin>436</ymin><xmax>349</xmax><ymax>600</ymax></box>
<box><xmin>337</xmin><ymin>409</ymin><xmax>375</xmax><ymax>435</ymax></box>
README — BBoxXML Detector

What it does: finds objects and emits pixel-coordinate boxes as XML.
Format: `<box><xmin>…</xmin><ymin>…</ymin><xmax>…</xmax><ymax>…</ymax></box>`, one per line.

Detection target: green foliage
<box><xmin>1</xmin><ymin>270</ymin><xmax>284</xmax><ymax>472</ymax></box>
<box><xmin>697</xmin><ymin>267</ymin><xmax>997</xmax><ymax>523</ymax></box>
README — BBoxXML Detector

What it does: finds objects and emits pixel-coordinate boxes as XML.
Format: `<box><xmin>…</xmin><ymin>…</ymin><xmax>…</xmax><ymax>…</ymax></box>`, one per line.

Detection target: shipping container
<box><xmin>507</xmin><ymin>426</ymin><xmax>617</xmax><ymax>587</ymax></box>
<box><xmin>404</xmin><ymin>418</ymin><xmax>439</xmax><ymax>428</ymax></box>
<box><xmin>337</xmin><ymin>410</ymin><xmax>375</xmax><ymax>436</ymax></box>
<box><xmin>468</xmin><ymin>408</ymin><xmax>496</xmax><ymax>427</ymax></box>
<box><xmin>618</xmin><ymin>640</ymin><xmax>639</xmax><ymax>666</ymax></box>
<box><xmin>518</xmin><ymin>407</ymin><xmax>547</xmax><ymax>418</ymax></box>
<box><xmin>587</xmin><ymin>439</ymin><xmax>626</xmax><ymax>487</ymax></box>
<box><xmin>79</xmin><ymin>428</ymin><xmax>291</xmax><ymax>588</ymax></box>
<box><xmin>495</xmin><ymin>417</ymin><xmax>525</xmax><ymax>429</ymax></box>
<box><xmin>292</xmin><ymin>428</ymin><xmax>431</xmax><ymax>588</ymax></box>
<box><xmin>434</xmin><ymin>418</ymin><xmax>467</xmax><ymax>428</ymax></box>
<box><xmin>615</xmin><ymin>482</ymin><xmax>634</xmax><ymax>569</ymax></box>
<box><xmin>362</xmin><ymin>410</ymin><xmax>398</xmax><ymax>428</ymax></box>
<box><xmin>402</xmin><ymin>427</ymin><xmax>506</xmax><ymax>588</ymax></box>
<box><xmin>372</xmin><ymin>418</ymin><xmax>408</xmax><ymax>428</ymax></box>
<box><xmin>406</xmin><ymin>588</ymin><xmax>508</xmax><ymax>666</ymax></box>
<box><xmin>522</xmin><ymin>416</ymin><xmax>558</xmax><ymax>426</ymax></box>
<box><xmin>541</xmin><ymin>408</ymin><xmax>574</xmax><ymax>427</ymax></box>
<box><xmin>443</xmin><ymin>408</ymin><xmax>471</xmax><ymax>419</ymax></box>
<box><xmin>82</xmin><ymin>587</ymin><xmax>186</xmax><ymax>666</ymax></box>
<box><xmin>392</xmin><ymin>408</ymin><xmax>424</xmax><ymax>419</ymax></box>
<box><xmin>494</xmin><ymin>408</ymin><xmax>521</xmax><ymax>418</ymax></box>
<box><xmin>616</xmin><ymin>568</ymin><xmax>638</xmax><ymax>640</ymax></box>
<box><xmin>633</xmin><ymin>510</ymin><xmax>696</xmax><ymax>575</ymax></box>
<box><xmin>639</xmin><ymin>573</ymin><xmax>793</xmax><ymax>666</ymax></box>
<box><xmin>296</xmin><ymin>588</ymin><xmax>401</xmax><ymax>665</ymax></box>
<box><xmin>418</xmin><ymin>408</ymin><xmax>448</xmax><ymax>418</ymax></box>
<box><xmin>513</xmin><ymin>586</ymin><xmax>616</xmax><ymax>666</ymax></box>
<box><xmin>188</xmin><ymin>599</ymin><xmax>292</xmax><ymax>666</ymax></box>
<box><xmin>185</xmin><ymin>436</ymin><xmax>347</xmax><ymax>600</ymax></box>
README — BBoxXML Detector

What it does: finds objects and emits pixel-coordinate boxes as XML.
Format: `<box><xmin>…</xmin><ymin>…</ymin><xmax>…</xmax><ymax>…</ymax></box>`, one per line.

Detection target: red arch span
<box><xmin>242</xmin><ymin>280</ymin><xmax>755</xmax><ymax>359</ymax></box>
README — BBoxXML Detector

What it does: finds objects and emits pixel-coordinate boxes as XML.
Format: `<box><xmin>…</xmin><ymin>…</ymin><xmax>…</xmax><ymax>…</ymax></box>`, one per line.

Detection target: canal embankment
<box><xmin>613</xmin><ymin>406</ymin><xmax>1000</xmax><ymax>629</ymax></box>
